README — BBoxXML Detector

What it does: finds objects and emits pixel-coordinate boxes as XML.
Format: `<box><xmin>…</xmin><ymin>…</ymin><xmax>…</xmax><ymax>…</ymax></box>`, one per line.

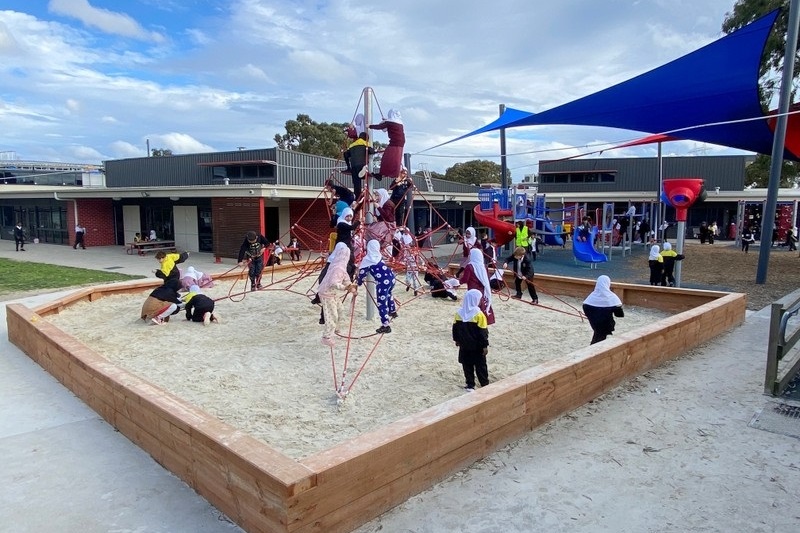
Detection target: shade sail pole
<box><xmin>757</xmin><ymin>0</ymin><xmax>800</xmax><ymax>284</ymax></box>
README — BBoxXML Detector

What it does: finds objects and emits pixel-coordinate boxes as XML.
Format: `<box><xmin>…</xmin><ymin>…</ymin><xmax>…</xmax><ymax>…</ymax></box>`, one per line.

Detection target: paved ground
<box><xmin>2</xmin><ymin>241</ymin><xmax>798</xmax><ymax>532</ymax></box>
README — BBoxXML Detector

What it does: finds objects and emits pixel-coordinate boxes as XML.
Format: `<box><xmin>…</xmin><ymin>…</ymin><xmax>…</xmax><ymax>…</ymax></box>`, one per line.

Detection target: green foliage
<box><xmin>745</xmin><ymin>153</ymin><xmax>799</xmax><ymax>187</ymax></box>
<box><xmin>722</xmin><ymin>0</ymin><xmax>795</xmax><ymax>109</ymax></box>
<box><xmin>274</xmin><ymin>114</ymin><xmax>351</xmax><ymax>159</ymax></box>
<box><xmin>151</xmin><ymin>148</ymin><xmax>173</xmax><ymax>157</ymax></box>
<box><xmin>0</xmin><ymin>259</ymin><xmax>141</xmax><ymax>295</ymax></box>
<box><xmin>444</xmin><ymin>160</ymin><xmax>507</xmax><ymax>185</ymax></box>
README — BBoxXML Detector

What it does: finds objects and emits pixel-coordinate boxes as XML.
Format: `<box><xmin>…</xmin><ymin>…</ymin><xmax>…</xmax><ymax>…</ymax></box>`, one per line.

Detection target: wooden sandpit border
<box><xmin>6</xmin><ymin>270</ymin><xmax>746</xmax><ymax>533</ymax></box>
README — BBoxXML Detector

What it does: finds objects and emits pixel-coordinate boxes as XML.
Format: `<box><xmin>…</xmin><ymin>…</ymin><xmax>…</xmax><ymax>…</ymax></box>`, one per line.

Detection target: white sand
<box><xmin>47</xmin><ymin>274</ymin><xmax>667</xmax><ymax>459</ymax></box>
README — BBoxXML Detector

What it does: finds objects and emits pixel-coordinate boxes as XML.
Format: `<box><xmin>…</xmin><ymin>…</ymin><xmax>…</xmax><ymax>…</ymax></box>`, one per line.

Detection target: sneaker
<box><xmin>390</xmin><ymin>312</ymin><xmax>398</xmax><ymax>319</ymax></box>
<box><xmin>250</xmin><ymin>284</ymin><xmax>256</xmax><ymax>292</ymax></box>
<box><xmin>464</xmin><ymin>386</ymin><xmax>475</xmax><ymax>392</ymax></box>
<box><xmin>151</xmin><ymin>318</ymin><xmax>164</xmax><ymax>326</ymax></box>
<box><xmin>532</xmin><ymin>299</ymin><xmax>539</xmax><ymax>304</ymax></box>
<box><xmin>376</xmin><ymin>325</ymin><xmax>392</xmax><ymax>334</ymax></box>
<box><xmin>512</xmin><ymin>294</ymin><xmax>522</xmax><ymax>299</ymax></box>
<box><xmin>405</xmin><ymin>286</ymin><xmax>410</xmax><ymax>292</ymax></box>
<box><xmin>319</xmin><ymin>316</ymin><xmax>325</xmax><ymax>325</ymax></box>
<box><xmin>358</xmin><ymin>165</ymin><xmax>368</xmax><ymax>178</ymax></box>
<box><xmin>211</xmin><ymin>313</ymin><xmax>220</xmax><ymax>323</ymax></box>
<box><xmin>414</xmin><ymin>290</ymin><xmax>418</xmax><ymax>296</ymax></box>
<box><xmin>203</xmin><ymin>312</ymin><xmax>211</xmax><ymax>326</ymax></box>
<box><xmin>448</xmin><ymin>294</ymin><xmax>458</xmax><ymax>301</ymax></box>
<box><xmin>310</xmin><ymin>294</ymin><xmax>321</xmax><ymax>305</ymax></box>
<box><xmin>256</xmin><ymin>283</ymin><xmax>263</xmax><ymax>289</ymax></box>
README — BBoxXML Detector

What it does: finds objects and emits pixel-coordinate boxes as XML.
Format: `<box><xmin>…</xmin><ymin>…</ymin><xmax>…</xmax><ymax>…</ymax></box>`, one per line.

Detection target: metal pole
<box><xmin>499</xmin><ymin>104</ymin><xmax>510</xmax><ymax>254</ymax></box>
<box><xmin>757</xmin><ymin>0</ymin><xmax>800</xmax><ymax>283</ymax></box>
<box><xmin>657</xmin><ymin>142</ymin><xmax>665</xmax><ymax>242</ymax></box>
<box><xmin>363</xmin><ymin>87</ymin><xmax>377</xmax><ymax>320</ymax></box>
<box><xmin>674</xmin><ymin>221</ymin><xmax>686</xmax><ymax>287</ymax></box>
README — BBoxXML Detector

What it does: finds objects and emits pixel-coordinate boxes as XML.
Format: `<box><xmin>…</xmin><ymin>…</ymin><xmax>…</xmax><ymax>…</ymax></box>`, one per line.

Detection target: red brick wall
<box><xmin>69</xmin><ymin>199</ymin><xmax>116</xmax><ymax>247</ymax></box>
<box><xmin>289</xmin><ymin>198</ymin><xmax>334</xmax><ymax>253</ymax></box>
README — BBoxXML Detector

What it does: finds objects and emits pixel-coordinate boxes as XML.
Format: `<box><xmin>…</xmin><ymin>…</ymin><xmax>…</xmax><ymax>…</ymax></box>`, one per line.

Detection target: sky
<box><xmin>0</xmin><ymin>0</ymin><xmax>755</xmax><ymax>180</ymax></box>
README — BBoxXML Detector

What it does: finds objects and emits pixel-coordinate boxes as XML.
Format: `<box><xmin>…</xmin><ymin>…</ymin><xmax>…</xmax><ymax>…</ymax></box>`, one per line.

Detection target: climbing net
<box><xmin>209</xmin><ymin>95</ymin><xmax>585</xmax><ymax>404</ymax></box>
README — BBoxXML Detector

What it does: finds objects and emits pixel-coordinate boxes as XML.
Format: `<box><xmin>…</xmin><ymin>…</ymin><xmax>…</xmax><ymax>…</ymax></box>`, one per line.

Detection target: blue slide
<box><xmin>572</xmin><ymin>227</ymin><xmax>608</xmax><ymax>264</ymax></box>
<box><xmin>531</xmin><ymin>218</ymin><xmax>565</xmax><ymax>247</ymax></box>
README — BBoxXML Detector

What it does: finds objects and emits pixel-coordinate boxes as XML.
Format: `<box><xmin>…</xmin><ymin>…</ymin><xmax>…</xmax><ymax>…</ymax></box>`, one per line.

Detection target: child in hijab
<box><xmin>368</xmin><ymin>108</ymin><xmax>405</xmax><ymax>180</ymax></box>
<box><xmin>648</xmin><ymin>244</ymin><xmax>663</xmax><ymax>286</ymax></box>
<box><xmin>319</xmin><ymin>243</ymin><xmax>357</xmax><ymax>346</ymax></box>
<box><xmin>355</xmin><ymin>239</ymin><xmax>397</xmax><ymax>334</ymax></box>
<box><xmin>659</xmin><ymin>242</ymin><xmax>685</xmax><ymax>287</ymax></box>
<box><xmin>582</xmin><ymin>275</ymin><xmax>624</xmax><ymax>344</ymax></box>
<box><xmin>455</xmin><ymin>226</ymin><xmax>477</xmax><ymax>277</ymax></box>
<box><xmin>182</xmin><ymin>285</ymin><xmax>220</xmax><ymax>326</ymax></box>
<box><xmin>452</xmin><ymin>289</ymin><xmax>490</xmax><ymax>392</ymax></box>
<box><xmin>372</xmin><ymin>188</ymin><xmax>396</xmax><ymax>224</ymax></box>
<box><xmin>459</xmin><ymin>248</ymin><xmax>496</xmax><ymax>325</ymax></box>
<box><xmin>180</xmin><ymin>266</ymin><xmax>214</xmax><ymax>291</ymax></box>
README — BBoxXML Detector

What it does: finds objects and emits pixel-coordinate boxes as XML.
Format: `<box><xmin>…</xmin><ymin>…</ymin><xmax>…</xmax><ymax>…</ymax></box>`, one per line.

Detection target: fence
<box><xmin>765</xmin><ymin>288</ymin><xmax>800</xmax><ymax>395</ymax></box>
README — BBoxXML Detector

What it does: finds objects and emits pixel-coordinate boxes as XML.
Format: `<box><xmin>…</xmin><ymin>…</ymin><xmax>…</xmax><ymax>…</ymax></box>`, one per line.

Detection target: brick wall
<box><xmin>212</xmin><ymin>197</ymin><xmax>334</xmax><ymax>259</ymax></box>
<box><xmin>69</xmin><ymin>199</ymin><xmax>116</xmax><ymax>247</ymax></box>
<box><xmin>289</xmin><ymin>198</ymin><xmax>334</xmax><ymax>253</ymax></box>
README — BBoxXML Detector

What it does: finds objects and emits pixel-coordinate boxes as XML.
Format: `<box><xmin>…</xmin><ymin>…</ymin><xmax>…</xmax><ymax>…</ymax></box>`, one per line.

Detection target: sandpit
<box><xmin>47</xmin><ymin>274</ymin><xmax>668</xmax><ymax>459</ymax></box>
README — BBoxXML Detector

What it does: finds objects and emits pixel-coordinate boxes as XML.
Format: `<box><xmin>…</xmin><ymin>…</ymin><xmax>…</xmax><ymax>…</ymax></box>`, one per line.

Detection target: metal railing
<box><xmin>765</xmin><ymin>288</ymin><xmax>800</xmax><ymax>395</ymax></box>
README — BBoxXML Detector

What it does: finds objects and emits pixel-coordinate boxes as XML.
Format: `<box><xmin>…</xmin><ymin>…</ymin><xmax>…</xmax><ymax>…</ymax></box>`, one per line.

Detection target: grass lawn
<box><xmin>0</xmin><ymin>258</ymin><xmax>143</xmax><ymax>295</ymax></box>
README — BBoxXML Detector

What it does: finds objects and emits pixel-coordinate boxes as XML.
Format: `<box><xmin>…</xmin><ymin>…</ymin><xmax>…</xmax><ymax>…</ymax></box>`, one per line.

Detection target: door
<box><xmin>122</xmin><ymin>205</ymin><xmax>141</xmax><ymax>244</ymax></box>
<box><xmin>173</xmin><ymin>205</ymin><xmax>199</xmax><ymax>252</ymax></box>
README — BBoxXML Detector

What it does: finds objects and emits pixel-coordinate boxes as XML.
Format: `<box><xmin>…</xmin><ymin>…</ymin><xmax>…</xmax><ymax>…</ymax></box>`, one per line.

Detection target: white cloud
<box><xmin>1</xmin><ymin>1</ymin><xmax>755</xmax><ymax>172</ymax></box>
<box><xmin>48</xmin><ymin>0</ymin><xmax>165</xmax><ymax>43</ymax></box>
<box><xmin>146</xmin><ymin>133</ymin><xmax>215</xmax><ymax>155</ymax></box>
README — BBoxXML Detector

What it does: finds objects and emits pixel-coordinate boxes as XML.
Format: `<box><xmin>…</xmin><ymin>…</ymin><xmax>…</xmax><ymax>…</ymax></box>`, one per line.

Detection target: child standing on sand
<box><xmin>452</xmin><ymin>289</ymin><xmax>490</xmax><ymax>392</ymax></box>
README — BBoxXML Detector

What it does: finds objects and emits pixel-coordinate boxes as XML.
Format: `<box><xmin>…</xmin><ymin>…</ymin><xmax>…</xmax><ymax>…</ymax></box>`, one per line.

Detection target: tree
<box><xmin>444</xmin><ymin>160</ymin><xmax>507</xmax><ymax>186</ymax></box>
<box><xmin>745</xmin><ymin>153</ymin><xmax>799</xmax><ymax>187</ymax></box>
<box><xmin>274</xmin><ymin>114</ymin><xmax>350</xmax><ymax>159</ymax></box>
<box><xmin>151</xmin><ymin>148</ymin><xmax>173</xmax><ymax>157</ymax></box>
<box><xmin>722</xmin><ymin>0</ymin><xmax>797</xmax><ymax>109</ymax></box>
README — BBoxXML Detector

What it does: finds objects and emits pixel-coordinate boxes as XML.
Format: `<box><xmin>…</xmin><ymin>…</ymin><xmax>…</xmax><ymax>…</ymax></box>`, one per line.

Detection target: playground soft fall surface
<box><xmin>45</xmin><ymin>274</ymin><xmax>667</xmax><ymax>459</ymax></box>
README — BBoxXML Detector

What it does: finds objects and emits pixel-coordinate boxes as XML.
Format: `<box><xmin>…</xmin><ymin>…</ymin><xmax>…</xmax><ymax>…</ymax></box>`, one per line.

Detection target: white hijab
<box><xmin>458</xmin><ymin>289</ymin><xmax>483</xmax><ymax>322</ymax></box>
<box><xmin>359</xmin><ymin>239</ymin><xmax>383</xmax><ymax>270</ymax></box>
<box><xmin>467</xmin><ymin>248</ymin><xmax>493</xmax><ymax>305</ymax></box>
<box><xmin>662</xmin><ymin>242</ymin><xmax>672</xmax><ymax>251</ymax></box>
<box><xmin>583</xmin><ymin>275</ymin><xmax>622</xmax><ymax>308</ymax></box>
<box><xmin>387</xmin><ymin>108</ymin><xmax>403</xmax><ymax>125</ymax></box>
<box><xmin>184</xmin><ymin>266</ymin><xmax>202</xmax><ymax>281</ymax></box>
<box><xmin>464</xmin><ymin>226</ymin><xmax>477</xmax><ymax>247</ymax></box>
<box><xmin>337</xmin><ymin>207</ymin><xmax>354</xmax><ymax>226</ymax></box>
<box><xmin>648</xmin><ymin>245</ymin><xmax>661</xmax><ymax>260</ymax></box>
<box><xmin>375</xmin><ymin>188</ymin><xmax>390</xmax><ymax>208</ymax></box>
<box><xmin>354</xmin><ymin>113</ymin><xmax>365</xmax><ymax>135</ymax></box>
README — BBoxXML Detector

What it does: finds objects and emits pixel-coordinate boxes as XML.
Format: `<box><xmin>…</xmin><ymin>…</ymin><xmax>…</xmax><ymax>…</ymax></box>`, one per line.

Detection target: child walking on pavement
<box><xmin>452</xmin><ymin>289</ymin><xmax>490</xmax><ymax>392</ymax></box>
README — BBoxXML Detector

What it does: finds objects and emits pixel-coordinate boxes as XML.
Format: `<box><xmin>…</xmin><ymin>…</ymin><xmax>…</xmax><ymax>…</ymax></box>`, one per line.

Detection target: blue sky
<box><xmin>0</xmin><ymin>1</ymin><xmax>752</xmax><ymax>179</ymax></box>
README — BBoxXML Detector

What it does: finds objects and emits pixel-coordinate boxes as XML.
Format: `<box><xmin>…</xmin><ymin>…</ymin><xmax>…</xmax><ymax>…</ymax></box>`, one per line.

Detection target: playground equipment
<box><xmin>662</xmin><ymin>178</ymin><xmax>706</xmax><ymax>287</ymax></box>
<box><xmin>572</xmin><ymin>226</ymin><xmax>608</xmax><ymax>268</ymax></box>
<box><xmin>474</xmin><ymin>187</ymin><xmax>568</xmax><ymax>248</ymax></box>
<box><xmin>474</xmin><ymin>187</ymin><xmax>515</xmax><ymax>246</ymax></box>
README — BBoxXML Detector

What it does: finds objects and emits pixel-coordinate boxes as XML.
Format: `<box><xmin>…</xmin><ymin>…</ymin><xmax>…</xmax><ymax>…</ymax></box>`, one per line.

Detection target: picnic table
<box><xmin>126</xmin><ymin>240</ymin><xmax>177</xmax><ymax>256</ymax></box>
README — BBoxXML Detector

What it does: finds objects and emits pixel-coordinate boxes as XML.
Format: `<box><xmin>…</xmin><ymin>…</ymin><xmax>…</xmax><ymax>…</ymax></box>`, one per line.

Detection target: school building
<box><xmin>2</xmin><ymin>151</ymin><xmax>799</xmax><ymax>255</ymax></box>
